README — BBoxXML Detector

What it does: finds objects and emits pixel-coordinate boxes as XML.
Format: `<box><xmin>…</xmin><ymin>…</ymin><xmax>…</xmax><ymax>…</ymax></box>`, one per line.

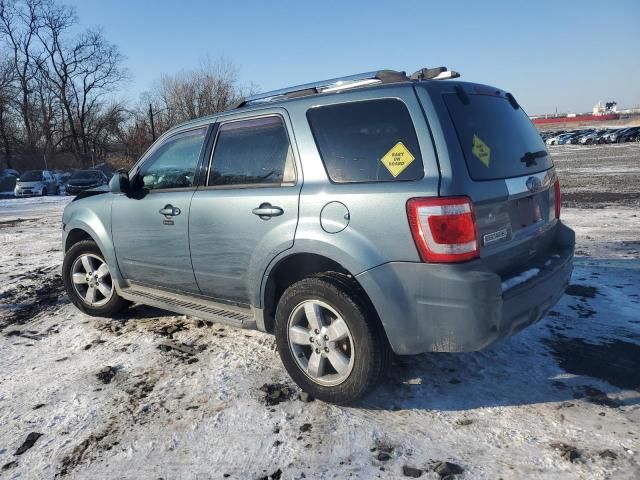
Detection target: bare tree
<box><xmin>0</xmin><ymin>56</ymin><xmax>16</xmax><ymax>167</ymax></box>
<box><xmin>0</xmin><ymin>0</ymin><xmax>45</xmax><ymax>153</ymax></box>
<box><xmin>149</xmin><ymin>57</ymin><xmax>245</xmax><ymax>133</ymax></box>
<box><xmin>36</xmin><ymin>1</ymin><xmax>127</xmax><ymax>166</ymax></box>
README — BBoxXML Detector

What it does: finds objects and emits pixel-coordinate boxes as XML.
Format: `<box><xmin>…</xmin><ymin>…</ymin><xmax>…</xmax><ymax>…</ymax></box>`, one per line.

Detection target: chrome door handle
<box><xmin>159</xmin><ymin>204</ymin><xmax>181</xmax><ymax>216</ymax></box>
<box><xmin>252</xmin><ymin>203</ymin><xmax>284</xmax><ymax>220</ymax></box>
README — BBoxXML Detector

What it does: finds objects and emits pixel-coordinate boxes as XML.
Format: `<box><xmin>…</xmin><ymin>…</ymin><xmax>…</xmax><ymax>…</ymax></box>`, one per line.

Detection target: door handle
<box><xmin>252</xmin><ymin>203</ymin><xmax>284</xmax><ymax>220</ymax></box>
<box><xmin>159</xmin><ymin>204</ymin><xmax>181</xmax><ymax>217</ymax></box>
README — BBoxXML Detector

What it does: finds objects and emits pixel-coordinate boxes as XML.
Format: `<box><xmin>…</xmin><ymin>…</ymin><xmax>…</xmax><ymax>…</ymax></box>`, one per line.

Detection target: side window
<box><xmin>307</xmin><ymin>99</ymin><xmax>424</xmax><ymax>183</ymax></box>
<box><xmin>208</xmin><ymin>116</ymin><xmax>295</xmax><ymax>187</ymax></box>
<box><xmin>138</xmin><ymin>127</ymin><xmax>207</xmax><ymax>190</ymax></box>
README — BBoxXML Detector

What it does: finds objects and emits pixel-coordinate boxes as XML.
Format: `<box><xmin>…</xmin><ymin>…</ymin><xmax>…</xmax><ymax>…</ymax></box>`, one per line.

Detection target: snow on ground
<box><xmin>1</xmin><ymin>145</ymin><xmax>639</xmax><ymax>479</ymax></box>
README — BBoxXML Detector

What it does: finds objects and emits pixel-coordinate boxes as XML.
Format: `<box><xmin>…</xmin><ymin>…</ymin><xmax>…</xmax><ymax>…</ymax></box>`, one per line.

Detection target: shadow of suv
<box><xmin>61</xmin><ymin>67</ymin><xmax>574</xmax><ymax>404</ymax></box>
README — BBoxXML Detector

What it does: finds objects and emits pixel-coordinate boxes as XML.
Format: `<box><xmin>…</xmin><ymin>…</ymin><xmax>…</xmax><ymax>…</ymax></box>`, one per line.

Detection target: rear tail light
<box><xmin>554</xmin><ymin>179</ymin><xmax>561</xmax><ymax>219</ymax></box>
<box><xmin>406</xmin><ymin>197</ymin><xmax>479</xmax><ymax>263</ymax></box>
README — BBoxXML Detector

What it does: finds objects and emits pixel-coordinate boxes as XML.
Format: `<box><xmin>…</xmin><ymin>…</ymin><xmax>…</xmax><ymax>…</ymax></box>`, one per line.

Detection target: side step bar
<box><xmin>119</xmin><ymin>283</ymin><xmax>256</xmax><ymax>329</ymax></box>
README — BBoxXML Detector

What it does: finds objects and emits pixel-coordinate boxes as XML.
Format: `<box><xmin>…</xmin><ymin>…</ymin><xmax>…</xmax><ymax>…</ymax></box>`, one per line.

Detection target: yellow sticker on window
<box><xmin>381</xmin><ymin>142</ymin><xmax>415</xmax><ymax>177</ymax></box>
<box><xmin>472</xmin><ymin>134</ymin><xmax>491</xmax><ymax>168</ymax></box>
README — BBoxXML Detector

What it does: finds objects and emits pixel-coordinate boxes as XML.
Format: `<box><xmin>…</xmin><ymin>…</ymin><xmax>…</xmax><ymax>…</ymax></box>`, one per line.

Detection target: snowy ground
<box><xmin>1</xmin><ymin>145</ymin><xmax>639</xmax><ymax>479</ymax></box>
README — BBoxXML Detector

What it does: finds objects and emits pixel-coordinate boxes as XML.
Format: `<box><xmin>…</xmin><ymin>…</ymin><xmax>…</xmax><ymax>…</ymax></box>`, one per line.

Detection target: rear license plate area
<box><xmin>511</xmin><ymin>194</ymin><xmax>544</xmax><ymax>229</ymax></box>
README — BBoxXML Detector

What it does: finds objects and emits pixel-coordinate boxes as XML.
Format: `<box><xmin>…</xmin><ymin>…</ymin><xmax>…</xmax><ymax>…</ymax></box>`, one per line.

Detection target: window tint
<box><xmin>208</xmin><ymin>116</ymin><xmax>295</xmax><ymax>186</ymax></box>
<box><xmin>22</xmin><ymin>170</ymin><xmax>43</xmax><ymax>181</ymax></box>
<box><xmin>307</xmin><ymin>99</ymin><xmax>424</xmax><ymax>183</ymax></box>
<box><xmin>443</xmin><ymin>93</ymin><xmax>552</xmax><ymax>180</ymax></box>
<box><xmin>139</xmin><ymin>127</ymin><xmax>207</xmax><ymax>190</ymax></box>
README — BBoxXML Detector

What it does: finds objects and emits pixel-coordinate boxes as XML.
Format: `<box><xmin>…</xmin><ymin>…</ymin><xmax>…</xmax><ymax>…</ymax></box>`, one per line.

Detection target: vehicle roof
<box><xmin>163</xmin><ymin>77</ymin><xmax>504</xmax><ymax>137</ymax></box>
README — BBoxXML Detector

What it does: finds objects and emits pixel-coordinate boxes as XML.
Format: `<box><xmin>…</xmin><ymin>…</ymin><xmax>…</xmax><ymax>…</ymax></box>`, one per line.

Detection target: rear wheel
<box><xmin>63</xmin><ymin>239</ymin><xmax>129</xmax><ymax>316</ymax></box>
<box><xmin>275</xmin><ymin>274</ymin><xmax>389</xmax><ymax>404</ymax></box>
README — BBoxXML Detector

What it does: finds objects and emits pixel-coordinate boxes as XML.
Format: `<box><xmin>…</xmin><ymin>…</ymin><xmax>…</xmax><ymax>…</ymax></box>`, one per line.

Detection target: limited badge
<box><xmin>381</xmin><ymin>142</ymin><xmax>415</xmax><ymax>177</ymax></box>
<box><xmin>472</xmin><ymin>134</ymin><xmax>491</xmax><ymax>168</ymax></box>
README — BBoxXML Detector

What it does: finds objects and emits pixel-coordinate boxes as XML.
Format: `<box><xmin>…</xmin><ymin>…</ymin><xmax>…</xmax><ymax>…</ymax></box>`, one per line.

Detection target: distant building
<box><xmin>593</xmin><ymin>101</ymin><xmax>617</xmax><ymax>116</ymax></box>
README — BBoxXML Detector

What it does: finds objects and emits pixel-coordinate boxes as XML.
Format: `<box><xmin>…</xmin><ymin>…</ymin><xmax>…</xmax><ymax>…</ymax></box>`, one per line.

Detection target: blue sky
<box><xmin>67</xmin><ymin>0</ymin><xmax>640</xmax><ymax>115</ymax></box>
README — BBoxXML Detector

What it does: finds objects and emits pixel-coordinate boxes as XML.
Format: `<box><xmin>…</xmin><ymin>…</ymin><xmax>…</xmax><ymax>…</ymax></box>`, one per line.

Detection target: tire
<box><xmin>274</xmin><ymin>273</ymin><xmax>390</xmax><ymax>404</ymax></box>
<box><xmin>62</xmin><ymin>239</ymin><xmax>130</xmax><ymax>317</ymax></box>
<box><xmin>41</xmin><ymin>187</ymin><xmax>48</xmax><ymax>196</ymax></box>
<box><xmin>55</xmin><ymin>185</ymin><xmax>61</xmax><ymax>195</ymax></box>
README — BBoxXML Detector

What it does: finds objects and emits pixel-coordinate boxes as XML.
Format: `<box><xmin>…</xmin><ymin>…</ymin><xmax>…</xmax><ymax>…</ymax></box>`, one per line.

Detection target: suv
<box><xmin>61</xmin><ymin>67</ymin><xmax>575</xmax><ymax>404</ymax></box>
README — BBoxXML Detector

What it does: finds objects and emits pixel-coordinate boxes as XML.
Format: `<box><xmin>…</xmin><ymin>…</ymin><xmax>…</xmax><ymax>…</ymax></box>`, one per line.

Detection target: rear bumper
<box><xmin>356</xmin><ymin>222</ymin><xmax>575</xmax><ymax>355</ymax></box>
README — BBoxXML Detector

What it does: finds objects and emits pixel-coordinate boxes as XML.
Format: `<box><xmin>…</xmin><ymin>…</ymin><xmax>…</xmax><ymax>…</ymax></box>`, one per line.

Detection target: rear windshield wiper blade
<box><xmin>520</xmin><ymin>150</ymin><xmax>547</xmax><ymax>167</ymax></box>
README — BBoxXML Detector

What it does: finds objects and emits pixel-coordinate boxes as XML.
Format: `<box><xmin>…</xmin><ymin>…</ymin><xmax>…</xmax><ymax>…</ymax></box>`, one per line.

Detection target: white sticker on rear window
<box><xmin>472</xmin><ymin>134</ymin><xmax>491</xmax><ymax>168</ymax></box>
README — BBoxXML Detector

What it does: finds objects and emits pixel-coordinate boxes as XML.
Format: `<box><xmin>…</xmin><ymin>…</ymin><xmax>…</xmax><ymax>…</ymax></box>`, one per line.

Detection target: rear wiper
<box><xmin>520</xmin><ymin>150</ymin><xmax>547</xmax><ymax>167</ymax></box>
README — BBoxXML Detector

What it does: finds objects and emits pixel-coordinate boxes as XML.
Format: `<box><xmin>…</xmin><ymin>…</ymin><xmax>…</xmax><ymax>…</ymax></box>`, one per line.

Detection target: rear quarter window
<box><xmin>307</xmin><ymin>99</ymin><xmax>424</xmax><ymax>183</ymax></box>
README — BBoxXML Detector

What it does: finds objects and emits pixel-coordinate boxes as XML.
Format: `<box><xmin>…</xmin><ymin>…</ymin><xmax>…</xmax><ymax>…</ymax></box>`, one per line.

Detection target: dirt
<box><xmin>260</xmin><ymin>383</ymin><xmax>297</xmax><ymax>406</ymax></box>
<box><xmin>565</xmin><ymin>284</ymin><xmax>599</xmax><ymax>298</ymax></box>
<box><xmin>0</xmin><ymin>269</ymin><xmax>64</xmax><ymax>330</ymax></box>
<box><xmin>14</xmin><ymin>432</ymin><xmax>43</xmax><ymax>455</ymax></box>
<box><xmin>548</xmin><ymin>337</ymin><xmax>640</xmax><ymax>391</ymax></box>
<box><xmin>552</xmin><ymin>143</ymin><xmax>640</xmax><ymax>208</ymax></box>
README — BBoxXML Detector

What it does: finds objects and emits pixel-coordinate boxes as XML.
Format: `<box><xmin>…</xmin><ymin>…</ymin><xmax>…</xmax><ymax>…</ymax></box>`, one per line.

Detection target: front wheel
<box><xmin>62</xmin><ymin>239</ymin><xmax>130</xmax><ymax>317</ymax></box>
<box><xmin>55</xmin><ymin>185</ymin><xmax>61</xmax><ymax>195</ymax></box>
<box><xmin>275</xmin><ymin>274</ymin><xmax>389</xmax><ymax>404</ymax></box>
<box><xmin>41</xmin><ymin>187</ymin><xmax>48</xmax><ymax>196</ymax></box>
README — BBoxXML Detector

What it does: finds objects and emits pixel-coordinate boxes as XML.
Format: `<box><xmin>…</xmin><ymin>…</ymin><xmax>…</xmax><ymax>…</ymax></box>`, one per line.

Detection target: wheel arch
<box><xmin>63</xmin><ymin>209</ymin><xmax>124</xmax><ymax>288</ymax></box>
<box><xmin>260</xmin><ymin>252</ymin><xmax>384</xmax><ymax>337</ymax></box>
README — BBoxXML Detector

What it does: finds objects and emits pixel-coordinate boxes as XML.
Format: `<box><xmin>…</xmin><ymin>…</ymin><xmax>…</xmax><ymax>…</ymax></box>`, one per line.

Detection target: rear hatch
<box><xmin>434</xmin><ymin>84</ymin><xmax>560</xmax><ymax>275</ymax></box>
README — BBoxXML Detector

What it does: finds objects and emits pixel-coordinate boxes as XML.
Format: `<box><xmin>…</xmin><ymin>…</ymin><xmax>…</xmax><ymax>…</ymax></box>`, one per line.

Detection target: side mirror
<box><xmin>109</xmin><ymin>171</ymin><xmax>130</xmax><ymax>195</ymax></box>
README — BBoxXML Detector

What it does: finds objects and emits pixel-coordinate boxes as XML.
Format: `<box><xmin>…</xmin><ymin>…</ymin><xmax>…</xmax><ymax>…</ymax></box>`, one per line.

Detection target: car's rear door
<box><xmin>111</xmin><ymin>126</ymin><xmax>210</xmax><ymax>293</ymax></box>
<box><xmin>189</xmin><ymin>110</ymin><xmax>301</xmax><ymax>306</ymax></box>
<box><xmin>416</xmin><ymin>82</ymin><xmax>561</xmax><ymax>276</ymax></box>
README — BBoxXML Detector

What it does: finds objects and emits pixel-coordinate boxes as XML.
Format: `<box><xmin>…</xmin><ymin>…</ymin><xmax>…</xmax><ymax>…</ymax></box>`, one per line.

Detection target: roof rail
<box><xmin>235</xmin><ymin>69</ymin><xmax>408</xmax><ymax>108</ymax></box>
<box><xmin>410</xmin><ymin>67</ymin><xmax>460</xmax><ymax>80</ymax></box>
<box><xmin>234</xmin><ymin>66</ymin><xmax>460</xmax><ymax>108</ymax></box>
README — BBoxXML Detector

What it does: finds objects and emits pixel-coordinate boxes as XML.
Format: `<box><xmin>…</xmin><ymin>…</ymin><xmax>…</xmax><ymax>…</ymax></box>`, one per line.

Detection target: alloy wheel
<box><xmin>71</xmin><ymin>253</ymin><xmax>114</xmax><ymax>307</ymax></box>
<box><xmin>287</xmin><ymin>300</ymin><xmax>355</xmax><ymax>386</ymax></box>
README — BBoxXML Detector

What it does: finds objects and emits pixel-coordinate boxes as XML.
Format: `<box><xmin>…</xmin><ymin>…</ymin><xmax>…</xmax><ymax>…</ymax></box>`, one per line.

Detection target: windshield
<box><xmin>21</xmin><ymin>170</ymin><xmax>43</xmax><ymax>182</ymax></box>
<box><xmin>444</xmin><ymin>93</ymin><xmax>553</xmax><ymax>180</ymax></box>
<box><xmin>70</xmin><ymin>170</ymin><xmax>102</xmax><ymax>180</ymax></box>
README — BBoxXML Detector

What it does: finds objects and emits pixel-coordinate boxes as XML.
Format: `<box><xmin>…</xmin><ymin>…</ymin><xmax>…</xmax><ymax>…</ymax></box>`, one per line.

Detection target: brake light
<box><xmin>554</xmin><ymin>179</ymin><xmax>561</xmax><ymax>219</ymax></box>
<box><xmin>406</xmin><ymin>197</ymin><xmax>479</xmax><ymax>263</ymax></box>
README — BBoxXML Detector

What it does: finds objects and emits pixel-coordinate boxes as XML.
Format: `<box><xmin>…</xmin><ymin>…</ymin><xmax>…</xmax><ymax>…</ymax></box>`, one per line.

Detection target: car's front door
<box><xmin>189</xmin><ymin>113</ymin><xmax>301</xmax><ymax>306</ymax></box>
<box><xmin>112</xmin><ymin>126</ymin><xmax>210</xmax><ymax>293</ymax></box>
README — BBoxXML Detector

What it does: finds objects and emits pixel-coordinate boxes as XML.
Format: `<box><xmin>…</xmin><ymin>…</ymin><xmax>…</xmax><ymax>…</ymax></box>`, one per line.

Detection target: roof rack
<box><xmin>235</xmin><ymin>66</ymin><xmax>459</xmax><ymax>108</ymax></box>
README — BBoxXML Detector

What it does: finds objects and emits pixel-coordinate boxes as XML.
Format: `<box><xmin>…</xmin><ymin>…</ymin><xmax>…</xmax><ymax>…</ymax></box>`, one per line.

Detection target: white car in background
<box><xmin>14</xmin><ymin>169</ymin><xmax>61</xmax><ymax>196</ymax></box>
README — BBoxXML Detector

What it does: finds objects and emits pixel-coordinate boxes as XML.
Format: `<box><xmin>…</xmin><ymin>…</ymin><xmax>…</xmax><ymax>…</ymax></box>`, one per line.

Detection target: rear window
<box><xmin>443</xmin><ymin>93</ymin><xmax>552</xmax><ymax>180</ymax></box>
<box><xmin>307</xmin><ymin>99</ymin><xmax>423</xmax><ymax>183</ymax></box>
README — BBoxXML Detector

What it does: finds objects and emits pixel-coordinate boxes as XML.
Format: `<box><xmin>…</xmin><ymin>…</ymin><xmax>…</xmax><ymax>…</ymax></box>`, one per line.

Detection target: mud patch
<box><xmin>565</xmin><ymin>284</ymin><xmax>599</xmax><ymax>298</ymax></box>
<box><xmin>548</xmin><ymin>337</ymin><xmax>640</xmax><ymax>391</ymax></box>
<box><xmin>0</xmin><ymin>218</ymin><xmax>32</xmax><ymax>227</ymax></box>
<box><xmin>0</xmin><ymin>272</ymin><xmax>64</xmax><ymax>329</ymax></box>
<box><xmin>260</xmin><ymin>383</ymin><xmax>297</xmax><ymax>406</ymax></box>
<box><xmin>562</xmin><ymin>191</ymin><xmax>640</xmax><ymax>208</ymax></box>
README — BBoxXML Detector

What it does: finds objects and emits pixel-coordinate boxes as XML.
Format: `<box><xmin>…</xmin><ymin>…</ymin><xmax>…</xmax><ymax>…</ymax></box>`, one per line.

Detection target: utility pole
<box><xmin>149</xmin><ymin>103</ymin><xmax>156</xmax><ymax>141</ymax></box>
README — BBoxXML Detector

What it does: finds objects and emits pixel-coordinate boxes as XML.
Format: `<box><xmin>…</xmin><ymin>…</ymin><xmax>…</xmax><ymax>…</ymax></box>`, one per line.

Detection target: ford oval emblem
<box><xmin>526</xmin><ymin>176</ymin><xmax>542</xmax><ymax>192</ymax></box>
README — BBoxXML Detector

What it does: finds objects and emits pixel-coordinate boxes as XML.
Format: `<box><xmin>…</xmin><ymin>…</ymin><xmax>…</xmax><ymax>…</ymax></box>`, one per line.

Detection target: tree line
<box><xmin>0</xmin><ymin>0</ymin><xmax>246</xmax><ymax>172</ymax></box>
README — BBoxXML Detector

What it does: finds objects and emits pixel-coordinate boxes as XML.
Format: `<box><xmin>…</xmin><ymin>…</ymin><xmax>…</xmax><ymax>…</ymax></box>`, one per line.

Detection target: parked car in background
<box><xmin>14</xmin><ymin>170</ymin><xmax>61</xmax><ymax>196</ymax></box>
<box><xmin>0</xmin><ymin>168</ymin><xmax>20</xmax><ymax>192</ymax></box>
<box><xmin>53</xmin><ymin>169</ymin><xmax>73</xmax><ymax>185</ymax></box>
<box><xmin>616</xmin><ymin>126</ymin><xmax>640</xmax><ymax>143</ymax></box>
<box><xmin>65</xmin><ymin>169</ymin><xmax>109</xmax><ymax>195</ymax></box>
<box><xmin>93</xmin><ymin>163</ymin><xmax>115</xmax><ymax>179</ymax></box>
